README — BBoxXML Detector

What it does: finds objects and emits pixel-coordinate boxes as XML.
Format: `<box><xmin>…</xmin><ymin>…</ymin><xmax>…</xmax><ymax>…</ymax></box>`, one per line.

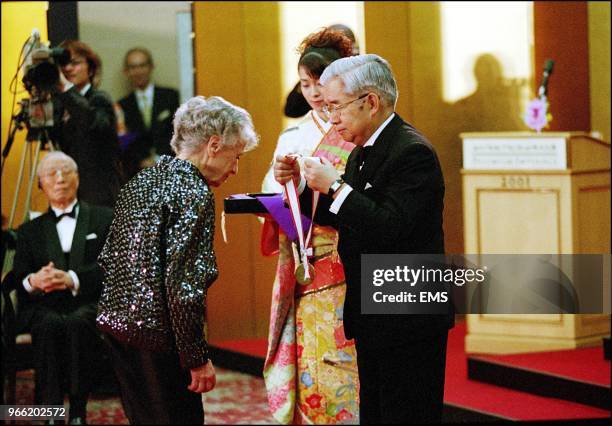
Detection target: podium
<box><xmin>461</xmin><ymin>132</ymin><xmax>611</xmax><ymax>354</ymax></box>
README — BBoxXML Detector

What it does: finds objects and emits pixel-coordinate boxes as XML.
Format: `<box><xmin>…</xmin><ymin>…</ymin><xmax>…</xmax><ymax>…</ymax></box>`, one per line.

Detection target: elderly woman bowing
<box><xmin>96</xmin><ymin>96</ymin><xmax>259</xmax><ymax>425</ymax></box>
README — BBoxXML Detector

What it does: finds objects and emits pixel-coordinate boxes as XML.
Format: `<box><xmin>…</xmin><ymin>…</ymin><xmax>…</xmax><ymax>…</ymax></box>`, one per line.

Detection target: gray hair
<box><xmin>170</xmin><ymin>96</ymin><xmax>259</xmax><ymax>155</ymax></box>
<box><xmin>37</xmin><ymin>151</ymin><xmax>78</xmax><ymax>177</ymax></box>
<box><xmin>320</xmin><ymin>54</ymin><xmax>398</xmax><ymax>107</ymax></box>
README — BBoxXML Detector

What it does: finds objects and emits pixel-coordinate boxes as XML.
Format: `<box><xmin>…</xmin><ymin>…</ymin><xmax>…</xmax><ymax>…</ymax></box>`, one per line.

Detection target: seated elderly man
<box><xmin>13</xmin><ymin>151</ymin><xmax>113</xmax><ymax>425</ymax></box>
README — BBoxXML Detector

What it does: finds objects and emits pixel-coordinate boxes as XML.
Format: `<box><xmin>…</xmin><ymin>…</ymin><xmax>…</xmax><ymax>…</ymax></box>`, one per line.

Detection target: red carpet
<box><xmin>443</xmin><ymin>322</ymin><xmax>609</xmax><ymax>421</ymax></box>
<box><xmin>471</xmin><ymin>346</ymin><xmax>610</xmax><ymax>386</ymax></box>
<box><xmin>214</xmin><ymin>321</ymin><xmax>611</xmax><ymax>421</ymax></box>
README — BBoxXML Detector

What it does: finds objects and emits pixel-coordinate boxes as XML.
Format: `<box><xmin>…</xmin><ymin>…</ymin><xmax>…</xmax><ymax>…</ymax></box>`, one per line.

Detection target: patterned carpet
<box><xmin>12</xmin><ymin>368</ymin><xmax>278</xmax><ymax>425</ymax></box>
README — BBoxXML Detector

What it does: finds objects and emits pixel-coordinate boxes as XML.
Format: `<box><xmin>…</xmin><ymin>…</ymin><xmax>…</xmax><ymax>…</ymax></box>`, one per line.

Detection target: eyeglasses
<box><xmin>126</xmin><ymin>62</ymin><xmax>151</xmax><ymax>71</ymax></box>
<box><xmin>40</xmin><ymin>167</ymin><xmax>77</xmax><ymax>180</ymax></box>
<box><xmin>322</xmin><ymin>93</ymin><xmax>369</xmax><ymax>116</ymax></box>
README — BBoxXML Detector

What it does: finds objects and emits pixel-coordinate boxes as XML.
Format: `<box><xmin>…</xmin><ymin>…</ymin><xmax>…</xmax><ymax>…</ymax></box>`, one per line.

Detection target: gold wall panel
<box><xmin>1</xmin><ymin>2</ymin><xmax>49</xmax><ymax>227</ymax></box>
<box><xmin>193</xmin><ymin>2</ymin><xmax>281</xmax><ymax>341</ymax></box>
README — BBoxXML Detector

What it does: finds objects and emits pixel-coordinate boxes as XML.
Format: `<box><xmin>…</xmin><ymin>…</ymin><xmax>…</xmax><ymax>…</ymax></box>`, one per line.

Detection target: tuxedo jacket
<box><xmin>13</xmin><ymin>202</ymin><xmax>114</xmax><ymax>332</ymax></box>
<box><xmin>302</xmin><ymin>114</ymin><xmax>454</xmax><ymax>343</ymax></box>
<box><xmin>118</xmin><ymin>86</ymin><xmax>179</xmax><ymax>178</ymax></box>
<box><xmin>53</xmin><ymin>87</ymin><xmax>124</xmax><ymax>208</ymax></box>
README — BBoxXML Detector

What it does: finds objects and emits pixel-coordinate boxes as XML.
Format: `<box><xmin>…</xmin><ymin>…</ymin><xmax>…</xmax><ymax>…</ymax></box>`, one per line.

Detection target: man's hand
<box><xmin>29</xmin><ymin>262</ymin><xmax>56</xmax><ymax>292</ymax></box>
<box><xmin>188</xmin><ymin>359</ymin><xmax>216</xmax><ymax>393</ymax></box>
<box><xmin>304</xmin><ymin>157</ymin><xmax>340</xmax><ymax>194</ymax></box>
<box><xmin>273</xmin><ymin>154</ymin><xmax>301</xmax><ymax>186</ymax></box>
<box><xmin>47</xmin><ymin>268</ymin><xmax>74</xmax><ymax>293</ymax></box>
<box><xmin>29</xmin><ymin>262</ymin><xmax>73</xmax><ymax>293</ymax></box>
<box><xmin>57</xmin><ymin>66</ymin><xmax>72</xmax><ymax>93</ymax></box>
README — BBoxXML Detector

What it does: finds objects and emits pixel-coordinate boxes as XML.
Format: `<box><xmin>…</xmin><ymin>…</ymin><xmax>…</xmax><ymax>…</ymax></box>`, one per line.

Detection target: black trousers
<box><xmin>354</xmin><ymin>331</ymin><xmax>449</xmax><ymax>424</ymax></box>
<box><xmin>30</xmin><ymin>303</ymin><xmax>100</xmax><ymax>418</ymax></box>
<box><xmin>104</xmin><ymin>334</ymin><xmax>204</xmax><ymax>425</ymax></box>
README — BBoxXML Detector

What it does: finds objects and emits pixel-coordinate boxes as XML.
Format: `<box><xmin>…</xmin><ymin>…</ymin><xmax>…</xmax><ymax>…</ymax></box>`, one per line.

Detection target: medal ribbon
<box><xmin>283</xmin><ymin>158</ymin><xmax>320</xmax><ymax>280</ymax></box>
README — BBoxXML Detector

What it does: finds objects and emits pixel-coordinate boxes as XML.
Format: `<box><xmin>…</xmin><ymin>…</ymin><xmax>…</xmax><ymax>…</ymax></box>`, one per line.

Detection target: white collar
<box><xmin>363</xmin><ymin>113</ymin><xmax>395</xmax><ymax>148</ymax></box>
<box><xmin>311</xmin><ymin>110</ymin><xmax>332</xmax><ymax>133</ymax></box>
<box><xmin>135</xmin><ymin>83</ymin><xmax>154</xmax><ymax>100</ymax></box>
<box><xmin>79</xmin><ymin>83</ymin><xmax>92</xmax><ymax>96</ymax></box>
<box><xmin>51</xmin><ymin>199</ymin><xmax>79</xmax><ymax>216</ymax></box>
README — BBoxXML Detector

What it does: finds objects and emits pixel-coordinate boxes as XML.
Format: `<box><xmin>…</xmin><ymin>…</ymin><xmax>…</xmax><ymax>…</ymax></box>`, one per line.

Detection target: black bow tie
<box><xmin>357</xmin><ymin>146</ymin><xmax>373</xmax><ymax>166</ymax></box>
<box><xmin>52</xmin><ymin>205</ymin><xmax>77</xmax><ymax>223</ymax></box>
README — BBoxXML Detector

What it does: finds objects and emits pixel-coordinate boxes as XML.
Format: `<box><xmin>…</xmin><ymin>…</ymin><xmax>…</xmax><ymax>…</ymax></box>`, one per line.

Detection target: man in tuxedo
<box><xmin>13</xmin><ymin>151</ymin><xmax>113</xmax><ymax>425</ymax></box>
<box><xmin>274</xmin><ymin>54</ymin><xmax>454</xmax><ymax>424</ymax></box>
<box><xmin>118</xmin><ymin>47</ymin><xmax>180</xmax><ymax>179</ymax></box>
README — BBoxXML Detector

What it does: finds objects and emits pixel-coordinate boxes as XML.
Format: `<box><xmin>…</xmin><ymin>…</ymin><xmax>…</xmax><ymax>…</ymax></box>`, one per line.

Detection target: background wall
<box><xmin>533</xmin><ymin>1</ymin><xmax>590</xmax><ymax>133</ymax></box>
<box><xmin>588</xmin><ymin>1</ymin><xmax>611</xmax><ymax>143</ymax></box>
<box><xmin>1</xmin><ymin>2</ymin><xmax>49</xmax><ymax>228</ymax></box>
<box><xmin>193</xmin><ymin>2</ymin><xmax>282</xmax><ymax>342</ymax></box>
<box><xmin>78</xmin><ymin>1</ymin><xmax>191</xmax><ymax>102</ymax></box>
<box><xmin>365</xmin><ymin>2</ymin><xmax>534</xmax><ymax>255</ymax></box>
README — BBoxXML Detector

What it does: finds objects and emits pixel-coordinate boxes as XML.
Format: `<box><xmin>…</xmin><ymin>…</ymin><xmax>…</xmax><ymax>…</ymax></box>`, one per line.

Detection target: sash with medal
<box><xmin>284</xmin><ymin>112</ymin><xmax>356</xmax><ymax>286</ymax></box>
<box><xmin>284</xmin><ymin>169</ymin><xmax>318</xmax><ymax>286</ymax></box>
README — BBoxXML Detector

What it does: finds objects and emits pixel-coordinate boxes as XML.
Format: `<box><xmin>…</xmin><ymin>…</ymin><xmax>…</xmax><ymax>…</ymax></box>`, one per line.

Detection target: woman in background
<box><xmin>262</xmin><ymin>28</ymin><xmax>359</xmax><ymax>425</ymax></box>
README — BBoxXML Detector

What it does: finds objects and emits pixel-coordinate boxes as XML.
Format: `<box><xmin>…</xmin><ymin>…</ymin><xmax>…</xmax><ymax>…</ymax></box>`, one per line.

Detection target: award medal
<box><xmin>295</xmin><ymin>262</ymin><xmax>316</xmax><ymax>286</ymax></box>
<box><xmin>284</xmin><ymin>160</ymin><xmax>321</xmax><ymax>286</ymax></box>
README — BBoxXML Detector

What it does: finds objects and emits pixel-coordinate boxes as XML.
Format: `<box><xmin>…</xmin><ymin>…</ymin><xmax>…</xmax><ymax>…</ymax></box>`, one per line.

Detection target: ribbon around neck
<box><xmin>283</xmin><ymin>163</ymin><xmax>320</xmax><ymax>280</ymax></box>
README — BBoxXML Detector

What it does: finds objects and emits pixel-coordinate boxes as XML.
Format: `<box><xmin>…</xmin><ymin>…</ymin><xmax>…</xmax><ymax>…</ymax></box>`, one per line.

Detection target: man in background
<box><xmin>118</xmin><ymin>47</ymin><xmax>180</xmax><ymax>179</ymax></box>
<box><xmin>13</xmin><ymin>151</ymin><xmax>113</xmax><ymax>425</ymax></box>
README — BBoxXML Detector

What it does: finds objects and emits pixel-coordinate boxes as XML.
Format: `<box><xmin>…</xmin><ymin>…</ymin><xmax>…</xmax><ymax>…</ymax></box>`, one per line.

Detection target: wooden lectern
<box><xmin>461</xmin><ymin>132</ymin><xmax>611</xmax><ymax>354</ymax></box>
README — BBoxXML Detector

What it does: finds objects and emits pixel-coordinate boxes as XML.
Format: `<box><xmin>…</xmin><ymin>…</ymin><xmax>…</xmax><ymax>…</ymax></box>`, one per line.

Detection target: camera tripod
<box><xmin>1</xmin><ymin>99</ymin><xmax>57</xmax><ymax>278</ymax></box>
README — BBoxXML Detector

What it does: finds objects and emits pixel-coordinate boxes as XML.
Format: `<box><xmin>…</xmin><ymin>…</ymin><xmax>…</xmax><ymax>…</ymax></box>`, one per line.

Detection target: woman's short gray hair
<box><xmin>170</xmin><ymin>96</ymin><xmax>259</xmax><ymax>155</ymax></box>
<box><xmin>37</xmin><ymin>151</ymin><xmax>78</xmax><ymax>177</ymax></box>
<box><xmin>320</xmin><ymin>54</ymin><xmax>398</xmax><ymax>107</ymax></box>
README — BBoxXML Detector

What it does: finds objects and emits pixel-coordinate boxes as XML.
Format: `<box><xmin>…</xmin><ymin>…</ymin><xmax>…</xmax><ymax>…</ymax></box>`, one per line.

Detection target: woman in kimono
<box><xmin>262</xmin><ymin>28</ymin><xmax>359</xmax><ymax>425</ymax></box>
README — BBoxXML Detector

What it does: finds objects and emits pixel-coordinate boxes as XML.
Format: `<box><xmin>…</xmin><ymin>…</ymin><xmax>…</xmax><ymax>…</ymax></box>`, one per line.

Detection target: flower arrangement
<box><xmin>524</xmin><ymin>97</ymin><xmax>553</xmax><ymax>132</ymax></box>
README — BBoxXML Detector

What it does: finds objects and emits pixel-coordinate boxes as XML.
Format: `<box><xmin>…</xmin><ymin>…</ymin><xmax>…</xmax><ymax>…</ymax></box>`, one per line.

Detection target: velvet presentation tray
<box><xmin>223</xmin><ymin>193</ymin><xmax>279</xmax><ymax>214</ymax></box>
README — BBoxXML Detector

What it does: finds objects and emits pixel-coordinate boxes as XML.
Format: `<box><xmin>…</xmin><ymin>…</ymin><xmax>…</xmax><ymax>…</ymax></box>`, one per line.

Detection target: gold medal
<box><xmin>295</xmin><ymin>263</ymin><xmax>316</xmax><ymax>286</ymax></box>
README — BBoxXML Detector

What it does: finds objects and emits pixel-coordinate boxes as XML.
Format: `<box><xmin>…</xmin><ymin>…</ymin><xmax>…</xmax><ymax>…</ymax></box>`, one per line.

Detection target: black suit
<box><xmin>302</xmin><ymin>114</ymin><xmax>454</xmax><ymax>423</ymax></box>
<box><xmin>118</xmin><ymin>86</ymin><xmax>179</xmax><ymax>179</ymax></box>
<box><xmin>13</xmin><ymin>201</ymin><xmax>113</xmax><ymax>418</ymax></box>
<box><xmin>53</xmin><ymin>87</ymin><xmax>124</xmax><ymax>208</ymax></box>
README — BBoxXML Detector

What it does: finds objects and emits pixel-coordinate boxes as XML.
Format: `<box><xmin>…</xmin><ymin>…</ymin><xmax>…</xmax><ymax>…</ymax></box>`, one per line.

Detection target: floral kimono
<box><xmin>262</xmin><ymin>111</ymin><xmax>360</xmax><ymax>424</ymax></box>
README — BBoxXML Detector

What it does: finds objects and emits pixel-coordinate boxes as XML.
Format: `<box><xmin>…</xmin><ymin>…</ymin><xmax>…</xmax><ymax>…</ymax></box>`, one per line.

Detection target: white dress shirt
<box><xmin>329</xmin><ymin>113</ymin><xmax>396</xmax><ymax>213</ymax></box>
<box><xmin>79</xmin><ymin>83</ymin><xmax>92</xmax><ymax>96</ymax></box>
<box><xmin>23</xmin><ymin>199</ymin><xmax>81</xmax><ymax>296</ymax></box>
<box><xmin>61</xmin><ymin>82</ymin><xmax>91</xmax><ymax>97</ymax></box>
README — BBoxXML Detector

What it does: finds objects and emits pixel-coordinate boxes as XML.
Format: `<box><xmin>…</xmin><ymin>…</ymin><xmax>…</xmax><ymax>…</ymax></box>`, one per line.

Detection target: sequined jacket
<box><xmin>97</xmin><ymin>155</ymin><xmax>218</xmax><ymax>369</ymax></box>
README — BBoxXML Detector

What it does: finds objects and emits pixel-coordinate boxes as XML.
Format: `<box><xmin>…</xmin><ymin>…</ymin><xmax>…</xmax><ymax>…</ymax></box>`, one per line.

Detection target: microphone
<box><xmin>21</xmin><ymin>29</ymin><xmax>42</xmax><ymax>74</ymax></box>
<box><xmin>538</xmin><ymin>59</ymin><xmax>554</xmax><ymax>98</ymax></box>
